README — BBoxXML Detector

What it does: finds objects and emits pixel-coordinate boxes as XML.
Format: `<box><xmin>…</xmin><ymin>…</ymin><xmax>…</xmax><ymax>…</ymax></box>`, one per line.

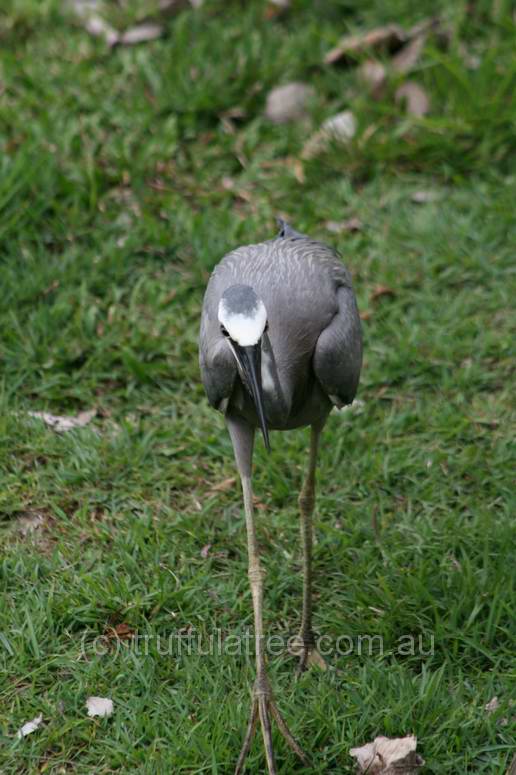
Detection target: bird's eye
<box><xmin>221</xmin><ymin>325</ymin><xmax>230</xmax><ymax>337</ymax></box>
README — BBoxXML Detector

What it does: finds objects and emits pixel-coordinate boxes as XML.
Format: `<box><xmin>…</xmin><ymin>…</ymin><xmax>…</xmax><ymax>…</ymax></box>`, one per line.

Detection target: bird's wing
<box><xmin>199</xmin><ymin>317</ymin><xmax>237</xmax><ymax>412</ymax></box>
<box><xmin>313</xmin><ymin>285</ymin><xmax>363</xmax><ymax>407</ymax></box>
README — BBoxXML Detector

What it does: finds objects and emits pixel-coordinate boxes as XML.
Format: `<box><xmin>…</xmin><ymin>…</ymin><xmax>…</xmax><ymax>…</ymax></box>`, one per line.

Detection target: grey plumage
<box><xmin>199</xmin><ymin>223</ymin><xmax>362</xmax><ymax>433</ymax></box>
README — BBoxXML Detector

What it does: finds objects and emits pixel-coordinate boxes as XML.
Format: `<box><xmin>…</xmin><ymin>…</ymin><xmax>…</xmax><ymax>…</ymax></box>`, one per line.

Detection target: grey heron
<box><xmin>199</xmin><ymin>220</ymin><xmax>363</xmax><ymax>773</ymax></box>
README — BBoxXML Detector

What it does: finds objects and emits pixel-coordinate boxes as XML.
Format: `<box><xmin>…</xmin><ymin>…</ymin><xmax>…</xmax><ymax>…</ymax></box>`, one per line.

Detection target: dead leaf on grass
<box><xmin>16</xmin><ymin>714</ymin><xmax>43</xmax><ymax>739</ymax></box>
<box><xmin>392</xmin><ymin>34</ymin><xmax>426</xmax><ymax>73</ymax></box>
<box><xmin>82</xmin><ymin>13</ymin><xmax>118</xmax><ymax>45</ymax></box>
<box><xmin>86</xmin><ymin>696</ymin><xmax>114</xmax><ymax>718</ymax></box>
<box><xmin>337</xmin><ymin>399</ymin><xmax>366</xmax><ymax>415</ymax></box>
<box><xmin>326</xmin><ymin>217</ymin><xmax>363</xmax><ymax>234</ymax></box>
<box><xmin>28</xmin><ymin>410</ymin><xmax>96</xmax><ymax>433</ymax></box>
<box><xmin>209</xmin><ymin>477</ymin><xmax>237</xmax><ymax>493</ymax></box>
<box><xmin>200</xmin><ymin>543</ymin><xmax>212</xmax><ymax>558</ymax></box>
<box><xmin>485</xmin><ymin>696</ymin><xmax>500</xmax><ymax>714</ymax></box>
<box><xmin>302</xmin><ymin>110</ymin><xmax>356</xmax><ymax>159</ymax></box>
<box><xmin>350</xmin><ymin>734</ymin><xmax>424</xmax><ymax>773</ymax></box>
<box><xmin>325</xmin><ymin>24</ymin><xmax>406</xmax><ymax>65</ymax></box>
<box><xmin>107</xmin><ymin>623</ymin><xmax>135</xmax><ymax>641</ymax></box>
<box><xmin>358</xmin><ymin>60</ymin><xmax>387</xmax><ymax>98</ymax></box>
<box><xmin>17</xmin><ymin>511</ymin><xmax>46</xmax><ymax>536</ymax></box>
<box><xmin>371</xmin><ymin>285</ymin><xmax>396</xmax><ymax>301</ymax></box>
<box><xmin>118</xmin><ymin>23</ymin><xmax>163</xmax><ymax>45</ymax></box>
<box><xmin>411</xmin><ymin>189</ymin><xmax>440</xmax><ymax>203</ymax></box>
<box><xmin>265</xmin><ymin>82</ymin><xmax>315</xmax><ymax>124</ymax></box>
<box><xmin>395</xmin><ymin>81</ymin><xmax>430</xmax><ymax>117</ymax></box>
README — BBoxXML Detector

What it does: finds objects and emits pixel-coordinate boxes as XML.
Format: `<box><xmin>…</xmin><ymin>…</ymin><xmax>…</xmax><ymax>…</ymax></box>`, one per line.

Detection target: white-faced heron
<box><xmin>199</xmin><ymin>220</ymin><xmax>363</xmax><ymax>773</ymax></box>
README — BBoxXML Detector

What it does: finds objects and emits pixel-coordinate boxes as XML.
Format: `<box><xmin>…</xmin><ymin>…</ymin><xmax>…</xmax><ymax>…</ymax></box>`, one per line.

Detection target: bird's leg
<box><xmin>227</xmin><ymin>417</ymin><xmax>311</xmax><ymax>775</ymax></box>
<box><xmin>235</xmin><ymin>474</ymin><xmax>311</xmax><ymax>774</ymax></box>
<box><xmin>295</xmin><ymin>424</ymin><xmax>327</xmax><ymax>673</ymax></box>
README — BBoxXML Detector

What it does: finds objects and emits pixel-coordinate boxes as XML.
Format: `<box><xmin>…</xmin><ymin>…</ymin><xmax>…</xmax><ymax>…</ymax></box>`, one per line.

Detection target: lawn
<box><xmin>0</xmin><ymin>0</ymin><xmax>515</xmax><ymax>772</ymax></box>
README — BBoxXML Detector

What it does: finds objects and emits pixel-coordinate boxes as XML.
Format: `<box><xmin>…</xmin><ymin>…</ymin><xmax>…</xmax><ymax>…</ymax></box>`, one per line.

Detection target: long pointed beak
<box><xmin>234</xmin><ymin>342</ymin><xmax>270</xmax><ymax>452</ymax></box>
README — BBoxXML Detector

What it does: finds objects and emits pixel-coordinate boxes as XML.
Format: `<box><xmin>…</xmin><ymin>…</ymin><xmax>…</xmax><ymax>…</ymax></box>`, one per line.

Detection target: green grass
<box><xmin>1</xmin><ymin>0</ymin><xmax>515</xmax><ymax>772</ymax></box>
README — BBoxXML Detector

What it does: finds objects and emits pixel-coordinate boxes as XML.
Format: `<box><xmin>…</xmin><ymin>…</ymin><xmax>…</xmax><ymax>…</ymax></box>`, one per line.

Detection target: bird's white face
<box><xmin>218</xmin><ymin>297</ymin><xmax>267</xmax><ymax>347</ymax></box>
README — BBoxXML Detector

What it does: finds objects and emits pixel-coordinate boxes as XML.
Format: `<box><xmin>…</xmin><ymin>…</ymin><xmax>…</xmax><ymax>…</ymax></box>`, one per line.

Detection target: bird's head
<box><xmin>218</xmin><ymin>285</ymin><xmax>270</xmax><ymax>451</ymax></box>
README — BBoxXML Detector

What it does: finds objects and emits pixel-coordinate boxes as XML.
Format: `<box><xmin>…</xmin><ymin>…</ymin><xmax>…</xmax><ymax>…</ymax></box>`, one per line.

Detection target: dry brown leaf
<box><xmin>350</xmin><ymin>734</ymin><xmax>424</xmax><ymax>773</ymax></box>
<box><xmin>326</xmin><ymin>217</ymin><xmax>363</xmax><ymax>234</ymax></box>
<box><xmin>395</xmin><ymin>81</ymin><xmax>430</xmax><ymax>117</ymax></box>
<box><xmin>107</xmin><ymin>623</ymin><xmax>135</xmax><ymax>640</ymax></box>
<box><xmin>302</xmin><ymin>110</ymin><xmax>356</xmax><ymax>159</ymax></box>
<box><xmin>264</xmin><ymin>0</ymin><xmax>290</xmax><ymax>19</ymax></box>
<box><xmin>265</xmin><ymin>82</ymin><xmax>315</xmax><ymax>124</ymax></box>
<box><xmin>118</xmin><ymin>23</ymin><xmax>163</xmax><ymax>45</ymax></box>
<box><xmin>158</xmin><ymin>0</ymin><xmax>194</xmax><ymax>13</ymax></box>
<box><xmin>358</xmin><ymin>60</ymin><xmax>386</xmax><ymax>98</ymax></box>
<box><xmin>371</xmin><ymin>285</ymin><xmax>396</xmax><ymax>301</ymax></box>
<box><xmin>200</xmin><ymin>543</ymin><xmax>212</xmax><ymax>558</ymax></box>
<box><xmin>411</xmin><ymin>189</ymin><xmax>440</xmax><ymax>204</ymax></box>
<box><xmin>325</xmin><ymin>24</ymin><xmax>406</xmax><ymax>65</ymax></box>
<box><xmin>17</xmin><ymin>511</ymin><xmax>46</xmax><ymax>536</ymax></box>
<box><xmin>83</xmin><ymin>14</ymin><xmax>118</xmax><ymax>46</ymax></box>
<box><xmin>209</xmin><ymin>477</ymin><xmax>237</xmax><ymax>493</ymax></box>
<box><xmin>484</xmin><ymin>696</ymin><xmax>500</xmax><ymax>714</ymax></box>
<box><xmin>28</xmin><ymin>410</ymin><xmax>96</xmax><ymax>433</ymax></box>
<box><xmin>392</xmin><ymin>34</ymin><xmax>426</xmax><ymax>73</ymax></box>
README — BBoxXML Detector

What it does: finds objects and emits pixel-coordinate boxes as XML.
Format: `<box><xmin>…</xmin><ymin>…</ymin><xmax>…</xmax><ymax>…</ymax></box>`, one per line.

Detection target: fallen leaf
<box><xmin>358</xmin><ymin>60</ymin><xmax>386</xmax><ymax>98</ymax></box>
<box><xmin>200</xmin><ymin>543</ymin><xmax>212</xmax><ymax>558</ymax></box>
<box><xmin>86</xmin><ymin>696</ymin><xmax>113</xmax><ymax>718</ymax></box>
<box><xmin>392</xmin><ymin>34</ymin><xmax>426</xmax><ymax>73</ymax></box>
<box><xmin>350</xmin><ymin>734</ymin><xmax>424</xmax><ymax>773</ymax></box>
<box><xmin>371</xmin><ymin>285</ymin><xmax>396</xmax><ymax>301</ymax></box>
<box><xmin>69</xmin><ymin>0</ymin><xmax>100</xmax><ymax>16</ymax></box>
<box><xmin>321</xmin><ymin>110</ymin><xmax>357</xmax><ymax>140</ymax></box>
<box><xmin>326</xmin><ymin>217</ymin><xmax>363</xmax><ymax>234</ymax></box>
<box><xmin>485</xmin><ymin>696</ymin><xmax>499</xmax><ymax>714</ymax></box>
<box><xmin>28</xmin><ymin>410</ymin><xmax>96</xmax><ymax>433</ymax></box>
<box><xmin>264</xmin><ymin>82</ymin><xmax>315</xmax><ymax>124</ymax></box>
<box><xmin>209</xmin><ymin>477</ymin><xmax>237</xmax><ymax>493</ymax></box>
<box><xmin>337</xmin><ymin>399</ymin><xmax>366</xmax><ymax>415</ymax></box>
<box><xmin>411</xmin><ymin>189</ymin><xmax>440</xmax><ymax>203</ymax></box>
<box><xmin>147</xmin><ymin>0</ymin><xmax>191</xmax><ymax>16</ymax></box>
<box><xmin>292</xmin><ymin>158</ymin><xmax>305</xmax><ymax>184</ymax></box>
<box><xmin>83</xmin><ymin>14</ymin><xmax>119</xmax><ymax>46</ymax></box>
<box><xmin>264</xmin><ymin>0</ymin><xmax>290</xmax><ymax>18</ymax></box>
<box><xmin>107</xmin><ymin>623</ymin><xmax>135</xmax><ymax>640</ymax></box>
<box><xmin>118</xmin><ymin>23</ymin><xmax>163</xmax><ymax>45</ymax></box>
<box><xmin>17</xmin><ymin>714</ymin><xmax>43</xmax><ymax>739</ymax></box>
<box><xmin>18</xmin><ymin>511</ymin><xmax>45</xmax><ymax>536</ymax></box>
<box><xmin>325</xmin><ymin>24</ymin><xmax>406</xmax><ymax>65</ymax></box>
<box><xmin>302</xmin><ymin>110</ymin><xmax>356</xmax><ymax>159</ymax></box>
<box><xmin>395</xmin><ymin>81</ymin><xmax>430</xmax><ymax>117</ymax></box>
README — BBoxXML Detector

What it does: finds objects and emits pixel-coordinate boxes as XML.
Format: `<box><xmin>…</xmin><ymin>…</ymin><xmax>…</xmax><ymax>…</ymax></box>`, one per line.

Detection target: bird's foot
<box><xmin>290</xmin><ymin>633</ymin><xmax>328</xmax><ymax>675</ymax></box>
<box><xmin>235</xmin><ymin>678</ymin><xmax>311</xmax><ymax>775</ymax></box>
